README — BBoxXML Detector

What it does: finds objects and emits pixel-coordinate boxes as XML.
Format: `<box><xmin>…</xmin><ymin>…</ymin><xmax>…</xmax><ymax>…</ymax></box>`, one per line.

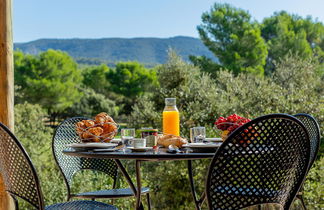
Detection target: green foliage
<box><xmin>194</xmin><ymin>4</ymin><xmax>324</xmax><ymax>77</ymax></box>
<box><xmin>80</xmin><ymin>61</ymin><xmax>158</xmax><ymax>115</ymax></box>
<box><xmin>82</xmin><ymin>64</ymin><xmax>111</xmax><ymax>95</ymax></box>
<box><xmin>107</xmin><ymin>61</ymin><xmax>158</xmax><ymax>114</ymax></box>
<box><xmin>261</xmin><ymin>11</ymin><xmax>324</xmax><ymax>73</ymax></box>
<box><xmin>14</xmin><ymin>50</ymin><xmax>83</xmax><ymax>117</ymax></box>
<box><xmin>271</xmin><ymin>55</ymin><xmax>324</xmax><ymax>115</ymax></box>
<box><xmin>189</xmin><ymin>55</ymin><xmax>222</xmax><ymax>78</ymax></box>
<box><xmin>196</xmin><ymin>3</ymin><xmax>268</xmax><ymax>75</ymax></box>
<box><xmin>303</xmin><ymin>156</ymin><xmax>324</xmax><ymax>209</ymax></box>
<box><xmin>15</xmin><ymin>103</ymin><xmax>52</xmax><ymax>160</ymax></box>
<box><xmin>61</xmin><ymin>87</ymin><xmax>119</xmax><ymax>118</ymax></box>
<box><xmin>14</xmin><ymin>103</ymin><xmax>65</xmax><ymax>209</ymax></box>
<box><xmin>76</xmin><ymin>57</ymin><xmax>116</xmax><ymax>67</ymax></box>
<box><xmin>108</xmin><ymin>62</ymin><xmax>158</xmax><ymax>97</ymax></box>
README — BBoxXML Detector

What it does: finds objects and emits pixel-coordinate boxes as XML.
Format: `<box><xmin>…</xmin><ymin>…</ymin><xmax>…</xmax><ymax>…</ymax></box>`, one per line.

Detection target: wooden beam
<box><xmin>0</xmin><ymin>0</ymin><xmax>14</xmax><ymax>129</ymax></box>
<box><xmin>0</xmin><ymin>0</ymin><xmax>16</xmax><ymax>209</ymax></box>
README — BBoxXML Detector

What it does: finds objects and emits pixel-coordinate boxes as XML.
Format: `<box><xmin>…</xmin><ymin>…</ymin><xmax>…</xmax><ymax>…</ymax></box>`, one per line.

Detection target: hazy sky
<box><xmin>13</xmin><ymin>0</ymin><xmax>324</xmax><ymax>43</ymax></box>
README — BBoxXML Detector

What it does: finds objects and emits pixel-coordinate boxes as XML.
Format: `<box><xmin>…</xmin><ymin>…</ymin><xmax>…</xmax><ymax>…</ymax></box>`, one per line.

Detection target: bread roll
<box><xmin>83</xmin><ymin>120</ymin><xmax>95</xmax><ymax>128</ymax></box>
<box><xmin>88</xmin><ymin>127</ymin><xmax>104</xmax><ymax>136</ymax></box>
<box><xmin>158</xmin><ymin>134</ymin><xmax>188</xmax><ymax>148</ymax></box>
<box><xmin>76</xmin><ymin>121</ymin><xmax>86</xmax><ymax>137</ymax></box>
<box><xmin>95</xmin><ymin>112</ymin><xmax>115</xmax><ymax>124</ymax></box>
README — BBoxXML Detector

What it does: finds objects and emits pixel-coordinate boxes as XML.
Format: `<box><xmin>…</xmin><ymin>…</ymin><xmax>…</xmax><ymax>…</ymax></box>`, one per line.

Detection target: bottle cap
<box><xmin>165</xmin><ymin>98</ymin><xmax>176</xmax><ymax>106</ymax></box>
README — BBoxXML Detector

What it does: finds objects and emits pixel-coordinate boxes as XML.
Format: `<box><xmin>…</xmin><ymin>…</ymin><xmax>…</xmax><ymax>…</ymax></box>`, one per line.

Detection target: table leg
<box><xmin>198</xmin><ymin>191</ymin><xmax>206</xmax><ymax>204</ymax></box>
<box><xmin>114</xmin><ymin>159</ymin><xmax>144</xmax><ymax>210</ymax></box>
<box><xmin>187</xmin><ymin>160</ymin><xmax>201</xmax><ymax>210</ymax></box>
<box><xmin>135</xmin><ymin>160</ymin><xmax>142</xmax><ymax>209</ymax></box>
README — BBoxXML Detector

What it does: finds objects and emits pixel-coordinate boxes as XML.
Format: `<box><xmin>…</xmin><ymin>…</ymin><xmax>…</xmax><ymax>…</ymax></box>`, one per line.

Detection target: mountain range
<box><xmin>14</xmin><ymin>36</ymin><xmax>216</xmax><ymax>66</ymax></box>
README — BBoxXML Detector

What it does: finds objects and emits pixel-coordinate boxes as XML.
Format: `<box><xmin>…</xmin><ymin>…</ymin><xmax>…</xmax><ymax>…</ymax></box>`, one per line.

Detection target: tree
<box><xmin>189</xmin><ymin>55</ymin><xmax>222</xmax><ymax>78</ymax></box>
<box><xmin>61</xmin><ymin>87</ymin><xmax>119</xmax><ymax>119</ymax></box>
<box><xmin>106</xmin><ymin>61</ymin><xmax>158</xmax><ymax>114</ymax></box>
<box><xmin>82</xmin><ymin>64</ymin><xmax>111</xmax><ymax>95</ymax></box>
<box><xmin>14</xmin><ymin>50</ymin><xmax>83</xmax><ymax>121</ymax></box>
<box><xmin>196</xmin><ymin>3</ymin><xmax>268</xmax><ymax>76</ymax></box>
<box><xmin>261</xmin><ymin>11</ymin><xmax>324</xmax><ymax>73</ymax></box>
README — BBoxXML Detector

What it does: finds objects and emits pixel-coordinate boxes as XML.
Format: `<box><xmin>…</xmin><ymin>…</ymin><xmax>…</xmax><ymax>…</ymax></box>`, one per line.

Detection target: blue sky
<box><xmin>13</xmin><ymin>0</ymin><xmax>324</xmax><ymax>43</ymax></box>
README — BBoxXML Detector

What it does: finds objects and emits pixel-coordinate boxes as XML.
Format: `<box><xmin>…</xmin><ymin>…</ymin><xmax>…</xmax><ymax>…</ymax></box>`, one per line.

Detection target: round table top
<box><xmin>63</xmin><ymin>148</ymin><xmax>216</xmax><ymax>161</ymax></box>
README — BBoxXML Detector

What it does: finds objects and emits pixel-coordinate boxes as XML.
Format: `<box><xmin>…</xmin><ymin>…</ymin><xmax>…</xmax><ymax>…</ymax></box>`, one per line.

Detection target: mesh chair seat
<box><xmin>213</xmin><ymin>185</ymin><xmax>283</xmax><ymax>198</ymax></box>
<box><xmin>74</xmin><ymin>187</ymin><xmax>150</xmax><ymax>199</ymax></box>
<box><xmin>46</xmin><ymin>200</ymin><xmax>117</xmax><ymax>210</ymax></box>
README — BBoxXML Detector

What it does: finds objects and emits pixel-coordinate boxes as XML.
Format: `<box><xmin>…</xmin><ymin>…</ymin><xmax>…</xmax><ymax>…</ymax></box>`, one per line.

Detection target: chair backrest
<box><xmin>0</xmin><ymin>123</ymin><xmax>45</xmax><ymax>210</ymax></box>
<box><xmin>294</xmin><ymin>113</ymin><xmax>321</xmax><ymax>170</ymax></box>
<box><xmin>206</xmin><ymin>114</ymin><xmax>310</xmax><ymax>210</ymax></box>
<box><xmin>52</xmin><ymin>117</ymin><xmax>118</xmax><ymax>195</ymax></box>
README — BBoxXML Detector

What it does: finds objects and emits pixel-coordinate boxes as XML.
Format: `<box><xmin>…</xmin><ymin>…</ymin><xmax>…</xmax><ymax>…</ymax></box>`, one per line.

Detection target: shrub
<box><xmin>14</xmin><ymin>103</ymin><xmax>65</xmax><ymax>208</ymax></box>
<box><xmin>304</xmin><ymin>156</ymin><xmax>324</xmax><ymax>209</ymax></box>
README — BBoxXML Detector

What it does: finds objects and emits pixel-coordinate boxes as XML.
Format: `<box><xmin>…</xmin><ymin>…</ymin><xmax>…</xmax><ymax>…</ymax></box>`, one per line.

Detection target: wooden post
<box><xmin>0</xmin><ymin>0</ymin><xmax>13</xmax><ymax>128</ymax></box>
<box><xmin>0</xmin><ymin>0</ymin><xmax>16</xmax><ymax>209</ymax></box>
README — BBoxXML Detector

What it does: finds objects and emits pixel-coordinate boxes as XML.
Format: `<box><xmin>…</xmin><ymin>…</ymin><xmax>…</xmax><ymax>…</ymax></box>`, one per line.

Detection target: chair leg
<box><xmin>299</xmin><ymin>195</ymin><xmax>307</xmax><ymax>210</ymax></box>
<box><xmin>146</xmin><ymin>193</ymin><xmax>151</xmax><ymax>210</ymax></box>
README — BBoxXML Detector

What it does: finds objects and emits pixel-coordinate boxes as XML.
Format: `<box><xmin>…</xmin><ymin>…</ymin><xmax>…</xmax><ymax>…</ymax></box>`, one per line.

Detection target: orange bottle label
<box><xmin>163</xmin><ymin>111</ymin><xmax>180</xmax><ymax>136</ymax></box>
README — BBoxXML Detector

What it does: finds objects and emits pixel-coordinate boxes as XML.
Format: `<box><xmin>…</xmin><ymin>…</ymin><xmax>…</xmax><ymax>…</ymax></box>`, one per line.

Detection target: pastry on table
<box><xmin>157</xmin><ymin>134</ymin><xmax>188</xmax><ymax>148</ymax></box>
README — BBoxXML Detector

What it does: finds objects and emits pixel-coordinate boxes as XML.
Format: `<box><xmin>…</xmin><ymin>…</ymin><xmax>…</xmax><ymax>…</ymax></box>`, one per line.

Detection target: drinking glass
<box><xmin>121</xmin><ymin>128</ymin><xmax>135</xmax><ymax>151</ymax></box>
<box><xmin>190</xmin><ymin>127</ymin><xmax>206</xmax><ymax>143</ymax></box>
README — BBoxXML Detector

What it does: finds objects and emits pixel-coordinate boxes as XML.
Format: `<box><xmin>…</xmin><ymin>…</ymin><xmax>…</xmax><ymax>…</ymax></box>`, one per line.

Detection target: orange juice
<box><xmin>163</xmin><ymin>111</ymin><xmax>180</xmax><ymax>136</ymax></box>
<box><xmin>163</xmin><ymin>98</ymin><xmax>180</xmax><ymax>136</ymax></box>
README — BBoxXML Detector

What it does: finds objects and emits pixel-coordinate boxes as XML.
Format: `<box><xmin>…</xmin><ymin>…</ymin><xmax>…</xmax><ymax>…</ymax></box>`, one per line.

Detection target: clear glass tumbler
<box><xmin>121</xmin><ymin>128</ymin><xmax>135</xmax><ymax>151</ymax></box>
<box><xmin>190</xmin><ymin>127</ymin><xmax>206</xmax><ymax>143</ymax></box>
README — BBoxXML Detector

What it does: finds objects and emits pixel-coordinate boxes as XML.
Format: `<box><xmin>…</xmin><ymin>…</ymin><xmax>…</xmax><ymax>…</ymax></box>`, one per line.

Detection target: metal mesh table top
<box><xmin>64</xmin><ymin>148</ymin><xmax>216</xmax><ymax>161</ymax></box>
<box><xmin>63</xmin><ymin>145</ymin><xmax>278</xmax><ymax>161</ymax></box>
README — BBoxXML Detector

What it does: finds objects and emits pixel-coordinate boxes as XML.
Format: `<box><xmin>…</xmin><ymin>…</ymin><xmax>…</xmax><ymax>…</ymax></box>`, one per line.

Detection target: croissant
<box><xmin>95</xmin><ymin>112</ymin><xmax>115</xmax><ymax>124</ymax></box>
<box><xmin>76</xmin><ymin>121</ymin><xmax>86</xmax><ymax>137</ymax></box>
<box><xmin>88</xmin><ymin>127</ymin><xmax>104</xmax><ymax>136</ymax></box>
<box><xmin>157</xmin><ymin>134</ymin><xmax>188</xmax><ymax>148</ymax></box>
<box><xmin>102</xmin><ymin>123</ymin><xmax>117</xmax><ymax>134</ymax></box>
<box><xmin>83</xmin><ymin>120</ymin><xmax>95</xmax><ymax>128</ymax></box>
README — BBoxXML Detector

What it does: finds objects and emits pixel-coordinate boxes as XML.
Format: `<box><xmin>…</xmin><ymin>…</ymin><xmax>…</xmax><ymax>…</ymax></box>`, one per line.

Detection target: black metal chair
<box><xmin>294</xmin><ymin>113</ymin><xmax>321</xmax><ymax>209</ymax></box>
<box><xmin>52</xmin><ymin>117</ymin><xmax>150</xmax><ymax>206</ymax></box>
<box><xmin>206</xmin><ymin>114</ymin><xmax>311</xmax><ymax>210</ymax></box>
<box><xmin>0</xmin><ymin>122</ymin><xmax>117</xmax><ymax>210</ymax></box>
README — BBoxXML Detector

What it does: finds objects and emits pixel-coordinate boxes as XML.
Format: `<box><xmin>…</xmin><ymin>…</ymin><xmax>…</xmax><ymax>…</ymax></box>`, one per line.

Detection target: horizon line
<box><xmin>14</xmin><ymin>35</ymin><xmax>201</xmax><ymax>44</ymax></box>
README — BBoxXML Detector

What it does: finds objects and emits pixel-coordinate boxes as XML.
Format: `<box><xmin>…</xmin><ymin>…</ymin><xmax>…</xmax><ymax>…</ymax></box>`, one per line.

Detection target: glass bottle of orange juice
<box><xmin>163</xmin><ymin>98</ymin><xmax>180</xmax><ymax>136</ymax></box>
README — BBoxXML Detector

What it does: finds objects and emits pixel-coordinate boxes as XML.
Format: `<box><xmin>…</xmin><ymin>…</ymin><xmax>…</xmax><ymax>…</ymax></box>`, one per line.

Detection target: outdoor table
<box><xmin>63</xmin><ymin>148</ymin><xmax>217</xmax><ymax>210</ymax></box>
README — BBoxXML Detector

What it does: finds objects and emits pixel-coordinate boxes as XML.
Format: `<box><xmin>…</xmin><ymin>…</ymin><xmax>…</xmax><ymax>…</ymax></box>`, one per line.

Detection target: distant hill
<box><xmin>14</xmin><ymin>36</ymin><xmax>217</xmax><ymax>66</ymax></box>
